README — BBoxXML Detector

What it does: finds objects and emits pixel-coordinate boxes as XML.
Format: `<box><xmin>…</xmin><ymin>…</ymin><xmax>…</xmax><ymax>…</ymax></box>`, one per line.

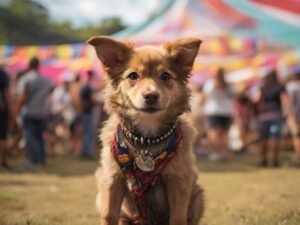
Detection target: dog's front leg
<box><xmin>165</xmin><ymin>175</ymin><xmax>192</xmax><ymax>225</ymax></box>
<box><xmin>100</xmin><ymin>173</ymin><xmax>126</xmax><ymax>225</ymax></box>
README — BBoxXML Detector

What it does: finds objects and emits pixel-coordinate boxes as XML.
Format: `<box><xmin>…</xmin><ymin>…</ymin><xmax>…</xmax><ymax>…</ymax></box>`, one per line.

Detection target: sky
<box><xmin>37</xmin><ymin>0</ymin><xmax>160</xmax><ymax>27</ymax></box>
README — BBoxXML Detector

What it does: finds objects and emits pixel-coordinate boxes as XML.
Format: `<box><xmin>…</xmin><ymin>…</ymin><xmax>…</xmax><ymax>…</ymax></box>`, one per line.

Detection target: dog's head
<box><xmin>88</xmin><ymin>36</ymin><xmax>201</xmax><ymax>134</ymax></box>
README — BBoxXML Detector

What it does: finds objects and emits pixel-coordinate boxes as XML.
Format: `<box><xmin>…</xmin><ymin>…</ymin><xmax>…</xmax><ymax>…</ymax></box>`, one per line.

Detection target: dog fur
<box><xmin>88</xmin><ymin>36</ymin><xmax>204</xmax><ymax>225</ymax></box>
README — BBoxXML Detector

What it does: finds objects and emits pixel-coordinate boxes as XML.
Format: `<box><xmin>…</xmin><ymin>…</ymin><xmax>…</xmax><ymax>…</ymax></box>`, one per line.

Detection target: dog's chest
<box><xmin>145</xmin><ymin>176</ymin><xmax>170</xmax><ymax>223</ymax></box>
<box><xmin>124</xmin><ymin>175</ymin><xmax>170</xmax><ymax>225</ymax></box>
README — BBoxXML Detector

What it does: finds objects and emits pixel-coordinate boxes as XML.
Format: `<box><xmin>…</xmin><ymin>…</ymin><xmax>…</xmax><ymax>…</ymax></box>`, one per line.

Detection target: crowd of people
<box><xmin>0</xmin><ymin>56</ymin><xmax>299</xmax><ymax>169</ymax></box>
<box><xmin>0</xmin><ymin>57</ymin><xmax>105</xmax><ymax>169</ymax></box>
<box><xmin>191</xmin><ymin>66</ymin><xmax>300</xmax><ymax>167</ymax></box>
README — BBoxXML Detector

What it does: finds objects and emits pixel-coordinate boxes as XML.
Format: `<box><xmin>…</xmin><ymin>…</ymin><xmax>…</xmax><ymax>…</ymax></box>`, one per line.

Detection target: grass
<box><xmin>0</xmin><ymin>148</ymin><xmax>300</xmax><ymax>225</ymax></box>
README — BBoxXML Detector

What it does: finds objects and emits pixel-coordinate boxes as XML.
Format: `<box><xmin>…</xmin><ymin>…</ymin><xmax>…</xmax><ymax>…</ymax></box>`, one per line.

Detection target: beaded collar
<box><xmin>120</xmin><ymin>121</ymin><xmax>177</xmax><ymax>147</ymax></box>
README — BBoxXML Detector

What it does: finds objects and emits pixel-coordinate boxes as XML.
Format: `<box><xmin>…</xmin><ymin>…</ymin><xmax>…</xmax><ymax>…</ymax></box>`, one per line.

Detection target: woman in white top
<box><xmin>203</xmin><ymin>68</ymin><xmax>234</xmax><ymax>161</ymax></box>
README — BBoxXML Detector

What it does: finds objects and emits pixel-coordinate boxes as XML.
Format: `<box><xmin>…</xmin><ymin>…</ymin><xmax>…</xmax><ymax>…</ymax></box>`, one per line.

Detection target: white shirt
<box><xmin>203</xmin><ymin>80</ymin><xmax>234</xmax><ymax>116</ymax></box>
<box><xmin>51</xmin><ymin>85</ymin><xmax>75</xmax><ymax>124</ymax></box>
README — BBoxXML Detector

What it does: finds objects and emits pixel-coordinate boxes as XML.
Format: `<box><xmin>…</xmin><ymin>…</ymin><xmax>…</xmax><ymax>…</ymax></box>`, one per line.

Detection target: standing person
<box><xmin>80</xmin><ymin>70</ymin><xmax>95</xmax><ymax>158</ymax></box>
<box><xmin>203</xmin><ymin>68</ymin><xmax>235</xmax><ymax>161</ymax></box>
<box><xmin>286</xmin><ymin>68</ymin><xmax>300</xmax><ymax>165</ymax></box>
<box><xmin>16</xmin><ymin>57</ymin><xmax>53</xmax><ymax>166</ymax></box>
<box><xmin>50</xmin><ymin>72</ymin><xmax>75</xmax><ymax>154</ymax></box>
<box><xmin>255</xmin><ymin>70</ymin><xmax>287</xmax><ymax>167</ymax></box>
<box><xmin>70</xmin><ymin>74</ymin><xmax>83</xmax><ymax>115</ymax></box>
<box><xmin>69</xmin><ymin>74</ymin><xmax>83</xmax><ymax>156</ymax></box>
<box><xmin>0</xmin><ymin>60</ymin><xmax>13</xmax><ymax>168</ymax></box>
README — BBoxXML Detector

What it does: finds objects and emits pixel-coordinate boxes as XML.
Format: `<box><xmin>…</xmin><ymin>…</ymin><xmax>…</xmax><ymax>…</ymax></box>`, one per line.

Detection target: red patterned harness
<box><xmin>111</xmin><ymin>124</ymin><xmax>182</xmax><ymax>225</ymax></box>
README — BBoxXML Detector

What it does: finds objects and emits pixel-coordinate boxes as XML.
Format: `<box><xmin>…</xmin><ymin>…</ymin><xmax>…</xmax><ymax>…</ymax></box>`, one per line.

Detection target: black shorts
<box><xmin>205</xmin><ymin>115</ymin><xmax>232</xmax><ymax>130</ymax></box>
<box><xmin>0</xmin><ymin>110</ymin><xmax>9</xmax><ymax>140</ymax></box>
<box><xmin>258</xmin><ymin>119</ymin><xmax>282</xmax><ymax>139</ymax></box>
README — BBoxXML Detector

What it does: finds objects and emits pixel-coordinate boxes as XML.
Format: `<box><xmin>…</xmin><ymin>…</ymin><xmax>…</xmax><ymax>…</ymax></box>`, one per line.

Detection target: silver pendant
<box><xmin>135</xmin><ymin>154</ymin><xmax>155</xmax><ymax>172</ymax></box>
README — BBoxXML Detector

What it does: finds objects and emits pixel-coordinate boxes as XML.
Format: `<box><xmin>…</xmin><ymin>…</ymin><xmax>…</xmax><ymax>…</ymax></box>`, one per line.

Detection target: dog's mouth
<box><xmin>138</xmin><ymin>107</ymin><xmax>163</xmax><ymax>113</ymax></box>
<box><xmin>126</xmin><ymin>98</ymin><xmax>164</xmax><ymax>114</ymax></box>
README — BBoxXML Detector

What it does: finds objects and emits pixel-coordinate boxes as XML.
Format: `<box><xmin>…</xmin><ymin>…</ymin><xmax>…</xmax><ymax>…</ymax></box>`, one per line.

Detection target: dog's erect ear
<box><xmin>163</xmin><ymin>38</ymin><xmax>201</xmax><ymax>77</ymax></box>
<box><xmin>87</xmin><ymin>36</ymin><xmax>133</xmax><ymax>69</ymax></box>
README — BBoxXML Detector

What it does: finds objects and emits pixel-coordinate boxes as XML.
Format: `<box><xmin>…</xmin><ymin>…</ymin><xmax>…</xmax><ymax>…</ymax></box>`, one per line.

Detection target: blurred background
<box><xmin>1</xmin><ymin>1</ymin><xmax>300</xmax><ymax>225</ymax></box>
<box><xmin>1</xmin><ymin>0</ymin><xmax>299</xmax><ymax>83</ymax></box>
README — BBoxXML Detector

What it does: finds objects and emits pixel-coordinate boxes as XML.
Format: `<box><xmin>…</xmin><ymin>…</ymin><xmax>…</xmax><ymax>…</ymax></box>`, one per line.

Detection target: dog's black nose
<box><xmin>143</xmin><ymin>91</ymin><xmax>159</xmax><ymax>105</ymax></box>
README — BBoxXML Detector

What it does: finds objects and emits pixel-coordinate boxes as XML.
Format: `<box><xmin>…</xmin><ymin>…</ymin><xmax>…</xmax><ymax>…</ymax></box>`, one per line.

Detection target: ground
<box><xmin>0</xmin><ymin>149</ymin><xmax>300</xmax><ymax>225</ymax></box>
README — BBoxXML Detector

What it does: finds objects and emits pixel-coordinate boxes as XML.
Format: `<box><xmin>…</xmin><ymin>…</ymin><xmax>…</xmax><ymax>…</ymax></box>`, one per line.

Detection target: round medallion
<box><xmin>135</xmin><ymin>154</ymin><xmax>155</xmax><ymax>172</ymax></box>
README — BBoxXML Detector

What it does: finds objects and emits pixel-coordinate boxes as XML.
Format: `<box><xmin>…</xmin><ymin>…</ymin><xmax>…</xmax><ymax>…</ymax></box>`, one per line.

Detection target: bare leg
<box><xmin>288</xmin><ymin>117</ymin><xmax>300</xmax><ymax>161</ymax></box>
<box><xmin>292</xmin><ymin>131</ymin><xmax>300</xmax><ymax>161</ymax></box>
<box><xmin>208</xmin><ymin>128</ymin><xmax>224</xmax><ymax>153</ymax></box>
<box><xmin>207</xmin><ymin>128</ymin><xmax>218</xmax><ymax>153</ymax></box>
<box><xmin>294</xmin><ymin>137</ymin><xmax>300</xmax><ymax>160</ymax></box>
<box><xmin>71</xmin><ymin>124</ymin><xmax>83</xmax><ymax>157</ymax></box>
<box><xmin>219</xmin><ymin>128</ymin><xmax>230</xmax><ymax>157</ymax></box>
<box><xmin>260</xmin><ymin>139</ymin><xmax>268</xmax><ymax>166</ymax></box>
<box><xmin>207</xmin><ymin>128</ymin><xmax>228</xmax><ymax>160</ymax></box>
<box><xmin>269</xmin><ymin>138</ymin><xmax>280</xmax><ymax>167</ymax></box>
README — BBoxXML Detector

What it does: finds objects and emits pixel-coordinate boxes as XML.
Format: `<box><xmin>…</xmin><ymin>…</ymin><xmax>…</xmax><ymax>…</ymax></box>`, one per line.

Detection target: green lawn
<box><xmin>0</xmin><ymin>149</ymin><xmax>300</xmax><ymax>225</ymax></box>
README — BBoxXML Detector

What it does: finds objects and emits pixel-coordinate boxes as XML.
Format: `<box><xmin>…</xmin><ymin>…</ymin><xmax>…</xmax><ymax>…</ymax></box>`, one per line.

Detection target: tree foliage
<box><xmin>0</xmin><ymin>0</ymin><xmax>126</xmax><ymax>45</ymax></box>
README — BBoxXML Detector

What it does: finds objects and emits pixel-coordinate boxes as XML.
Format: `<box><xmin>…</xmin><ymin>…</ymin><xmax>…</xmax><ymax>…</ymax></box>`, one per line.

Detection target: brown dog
<box><xmin>88</xmin><ymin>36</ymin><xmax>204</xmax><ymax>225</ymax></box>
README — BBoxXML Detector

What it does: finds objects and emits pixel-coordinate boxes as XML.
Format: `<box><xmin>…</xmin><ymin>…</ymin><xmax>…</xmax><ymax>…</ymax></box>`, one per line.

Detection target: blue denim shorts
<box><xmin>258</xmin><ymin>119</ymin><xmax>282</xmax><ymax>139</ymax></box>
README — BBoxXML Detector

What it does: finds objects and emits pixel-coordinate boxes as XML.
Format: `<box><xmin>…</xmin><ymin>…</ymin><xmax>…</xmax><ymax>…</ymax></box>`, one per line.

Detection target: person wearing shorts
<box><xmin>256</xmin><ymin>70</ymin><xmax>286</xmax><ymax>167</ymax></box>
<box><xmin>206</xmin><ymin>115</ymin><xmax>232</xmax><ymax>131</ymax></box>
<box><xmin>203</xmin><ymin>68</ymin><xmax>234</xmax><ymax>161</ymax></box>
<box><xmin>258</xmin><ymin>119</ymin><xmax>283</xmax><ymax>140</ymax></box>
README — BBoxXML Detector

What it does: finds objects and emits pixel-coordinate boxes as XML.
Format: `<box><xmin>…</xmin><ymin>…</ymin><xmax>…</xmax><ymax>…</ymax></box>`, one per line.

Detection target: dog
<box><xmin>88</xmin><ymin>36</ymin><xmax>204</xmax><ymax>225</ymax></box>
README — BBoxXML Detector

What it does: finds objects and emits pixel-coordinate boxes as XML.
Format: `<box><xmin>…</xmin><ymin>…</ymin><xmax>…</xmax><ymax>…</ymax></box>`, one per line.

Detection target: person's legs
<box><xmin>287</xmin><ymin>115</ymin><xmax>300</xmax><ymax>162</ymax></box>
<box><xmin>81</xmin><ymin>113</ymin><xmax>93</xmax><ymax>158</ymax></box>
<box><xmin>258</xmin><ymin>120</ymin><xmax>270</xmax><ymax>166</ymax></box>
<box><xmin>73</xmin><ymin>124</ymin><xmax>83</xmax><ymax>156</ymax></box>
<box><xmin>293</xmin><ymin>135</ymin><xmax>300</xmax><ymax>160</ymax></box>
<box><xmin>23</xmin><ymin>116</ymin><xmax>39</xmax><ymax>164</ymax></box>
<box><xmin>219</xmin><ymin>128</ymin><xmax>230</xmax><ymax>156</ymax></box>
<box><xmin>269</xmin><ymin>138</ymin><xmax>280</xmax><ymax>167</ymax></box>
<box><xmin>237</xmin><ymin>123</ymin><xmax>246</xmax><ymax>149</ymax></box>
<box><xmin>70</xmin><ymin>115</ymin><xmax>83</xmax><ymax>156</ymax></box>
<box><xmin>207</xmin><ymin>128</ymin><xmax>217</xmax><ymax>151</ymax></box>
<box><xmin>260</xmin><ymin>139</ymin><xmax>268</xmax><ymax>166</ymax></box>
<box><xmin>206</xmin><ymin>116</ymin><xmax>231</xmax><ymax>161</ymax></box>
<box><xmin>35</xmin><ymin>119</ymin><xmax>47</xmax><ymax>164</ymax></box>
<box><xmin>207</xmin><ymin>127</ymin><xmax>228</xmax><ymax>161</ymax></box>
<box><xmin>269</xmin><ymin>119</ymin><xmax>283</xmax><ymax>167</ymax></box>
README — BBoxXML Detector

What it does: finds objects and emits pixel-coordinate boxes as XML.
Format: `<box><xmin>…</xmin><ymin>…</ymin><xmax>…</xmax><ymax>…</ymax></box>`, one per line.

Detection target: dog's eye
<box><xmin>160</xmin><ymin>72</ymin><xmax>171</xmax><ymax>81</ymax></box>
<box><xmin>127</xmin><ymin>72</ymin><xmax>139</xmax><ymax>80</ymax></box>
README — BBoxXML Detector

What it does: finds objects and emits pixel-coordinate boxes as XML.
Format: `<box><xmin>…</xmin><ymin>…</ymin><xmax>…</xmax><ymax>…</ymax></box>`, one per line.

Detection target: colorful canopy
<box><xmin>1</xmin><ymin>0</ymin><xmax>299</xmax><ymax>84</ymax></box>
